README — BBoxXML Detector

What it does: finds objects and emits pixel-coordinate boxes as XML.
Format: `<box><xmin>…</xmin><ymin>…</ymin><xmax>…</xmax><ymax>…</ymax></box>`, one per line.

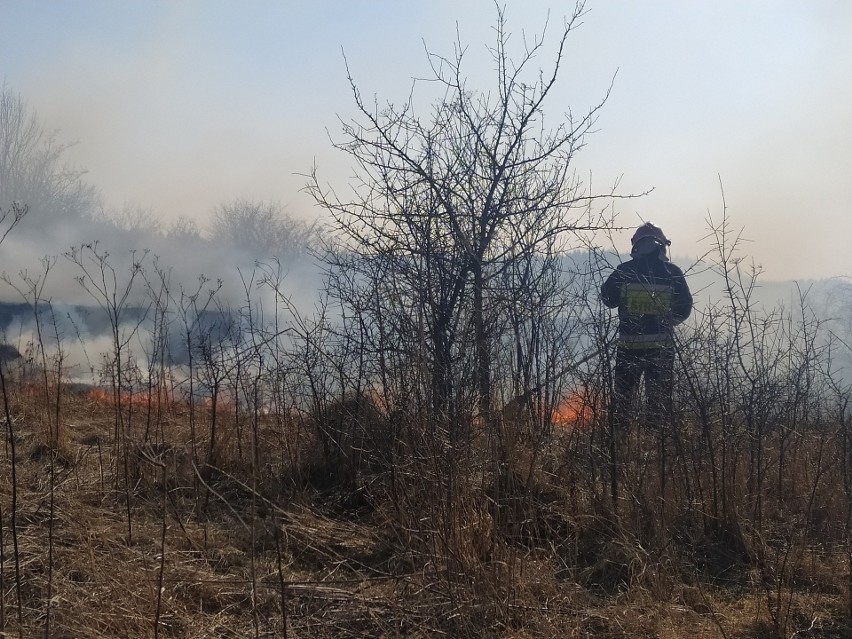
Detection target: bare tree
<box><xmin>165</xmin><ymin>215</ymin><xmax>204</xmax><ymax>242</ymax></box>
<box><xmin>0</xmin><ymin>203</ymin><xmax>27</xmax><ymax>246</ymax></box>
<box><xmin>308</xmin><ymin>2</ymin><xmax>616</xmax><ymax>435</ymax></box>
<box><xmin>0</xmin><ymin>86</ymin><xmax>99</xmax><ymax>225</ymax></box>
<box><xmin>209</xmin><ymin>198</ymin><xmax>318</xmax><ymax>261</ymax></box>
<box><xmin>65</xmin><ymin>243</ymin><xmax>151</xmax><ymax>544</ymax></box>
<box><xmin>98</xmin><ymin>202</ymin><xmax>161</xmax><ymax>235</ymax></box>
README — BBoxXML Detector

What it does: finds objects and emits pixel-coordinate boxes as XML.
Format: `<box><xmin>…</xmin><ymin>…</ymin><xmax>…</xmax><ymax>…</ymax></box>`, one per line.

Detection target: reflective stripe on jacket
<box><xmin>617</xmin><ymin>333</ymin><xmax>674</xmax><ymax>349</ymax></box>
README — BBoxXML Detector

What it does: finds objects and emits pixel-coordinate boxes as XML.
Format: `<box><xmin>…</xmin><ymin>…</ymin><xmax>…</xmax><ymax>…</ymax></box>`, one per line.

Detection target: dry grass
<box><xmin>0</xmin><ymin>379</ymin><xmax>850</xmax><ymax>638</ymax></box>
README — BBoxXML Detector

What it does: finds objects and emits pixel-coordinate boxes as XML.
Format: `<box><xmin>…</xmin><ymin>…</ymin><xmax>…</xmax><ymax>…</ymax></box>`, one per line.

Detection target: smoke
<box><xmin>0</xmin><ymin>87</ymin><xmax>326</xmax><ymax>381</ymax></box>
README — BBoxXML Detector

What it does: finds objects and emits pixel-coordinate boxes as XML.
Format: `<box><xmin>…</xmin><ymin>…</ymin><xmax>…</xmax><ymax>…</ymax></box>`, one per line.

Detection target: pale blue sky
<box><xmin>2</xmin><ymin>0</ymin><xmax>852</xmax><ymax>280</ymax></box>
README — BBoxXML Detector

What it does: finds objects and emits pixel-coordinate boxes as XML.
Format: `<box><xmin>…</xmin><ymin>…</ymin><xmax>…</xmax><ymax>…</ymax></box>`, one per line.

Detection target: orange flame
<box><xmin>86</xmin><ymin>386</ymin><xmax>180</xmax><ymax>410</ymax></box>
<box><xmin>552</xmin><ymin>390</ymin><xmax>594</xmax><ymax>427</ymax></box>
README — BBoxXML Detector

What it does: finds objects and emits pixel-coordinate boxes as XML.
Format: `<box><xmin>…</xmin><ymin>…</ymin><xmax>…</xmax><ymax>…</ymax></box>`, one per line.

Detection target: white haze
<box><xmin>1</xmin><ymin>1</ymin><xmax>851</xmax><ymax>280</ymax></box>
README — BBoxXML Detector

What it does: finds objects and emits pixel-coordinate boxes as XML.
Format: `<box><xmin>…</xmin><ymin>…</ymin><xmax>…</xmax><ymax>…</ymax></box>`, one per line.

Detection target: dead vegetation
<box><xmin>0</xmin><ymin>371</ymin><xmax>851</xmax><ymax>638</ymax></box>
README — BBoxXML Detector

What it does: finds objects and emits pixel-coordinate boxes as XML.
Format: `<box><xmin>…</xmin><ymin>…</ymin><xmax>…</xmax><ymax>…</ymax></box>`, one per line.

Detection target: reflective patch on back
<box><xmin>622</xmin><ymin>282</ymin><xmax>673</xmax><ymax>316</ymax></box>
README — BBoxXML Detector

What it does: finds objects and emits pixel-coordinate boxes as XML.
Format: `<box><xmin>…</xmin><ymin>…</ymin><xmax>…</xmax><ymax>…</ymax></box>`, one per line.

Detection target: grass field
<box><xmin>1</xmin><ymin>366</ymin><xmax>850</xmax><ymax>639</ymax></box>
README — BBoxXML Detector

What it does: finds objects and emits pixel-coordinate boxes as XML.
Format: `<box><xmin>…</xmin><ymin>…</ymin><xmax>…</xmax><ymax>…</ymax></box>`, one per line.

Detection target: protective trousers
<box><xmin>612</xmin><ymin>346</ymin><xmax>674</xmax><ymax>432</ymax></box>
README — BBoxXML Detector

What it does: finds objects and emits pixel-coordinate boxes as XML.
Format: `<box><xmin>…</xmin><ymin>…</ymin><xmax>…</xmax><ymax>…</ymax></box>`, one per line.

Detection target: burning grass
<box><xmin>0</xmin><ymin>377</ymin><xmax>851</xmax><ymax>638</ymax></box>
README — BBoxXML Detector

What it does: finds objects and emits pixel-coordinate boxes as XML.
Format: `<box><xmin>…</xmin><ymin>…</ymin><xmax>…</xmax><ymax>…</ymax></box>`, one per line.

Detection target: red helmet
<box><xmin>631</xmin><ymin>222</ymin><xmax>670</xmax><ymax>247</ymax></box>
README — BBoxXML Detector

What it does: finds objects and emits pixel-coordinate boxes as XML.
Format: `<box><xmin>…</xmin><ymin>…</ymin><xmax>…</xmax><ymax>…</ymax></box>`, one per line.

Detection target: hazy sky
<box><xmin>2</xmin><ymin>0</ymin><xmax>852</xmax><ymax>281</ymax></box>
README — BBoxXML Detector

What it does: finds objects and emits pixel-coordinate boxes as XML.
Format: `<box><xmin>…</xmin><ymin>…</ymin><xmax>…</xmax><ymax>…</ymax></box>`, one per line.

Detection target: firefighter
<box><xmin>601</xmin><ymin>222</ymin><xmax>693</xmax><ymax>432</ymax></box>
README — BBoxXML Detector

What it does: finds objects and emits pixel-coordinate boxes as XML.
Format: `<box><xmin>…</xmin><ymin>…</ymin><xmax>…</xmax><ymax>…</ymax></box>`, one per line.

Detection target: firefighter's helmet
<box><xmin>630</xmin><ymin>223</ymin><xmax>671</xmax><ymax>258</ymax></box>
<box><xmin>631</xmin><ymin>222</ymin><xmax>670</xmax><ymax>247</ymax></box>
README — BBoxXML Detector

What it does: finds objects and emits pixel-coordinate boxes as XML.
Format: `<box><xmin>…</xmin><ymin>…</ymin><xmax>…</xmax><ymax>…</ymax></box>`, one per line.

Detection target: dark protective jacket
<box><xmin>600</xmin><ymin>254</ymin><xmax>692</xmax><ymax>349</ymax></box>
